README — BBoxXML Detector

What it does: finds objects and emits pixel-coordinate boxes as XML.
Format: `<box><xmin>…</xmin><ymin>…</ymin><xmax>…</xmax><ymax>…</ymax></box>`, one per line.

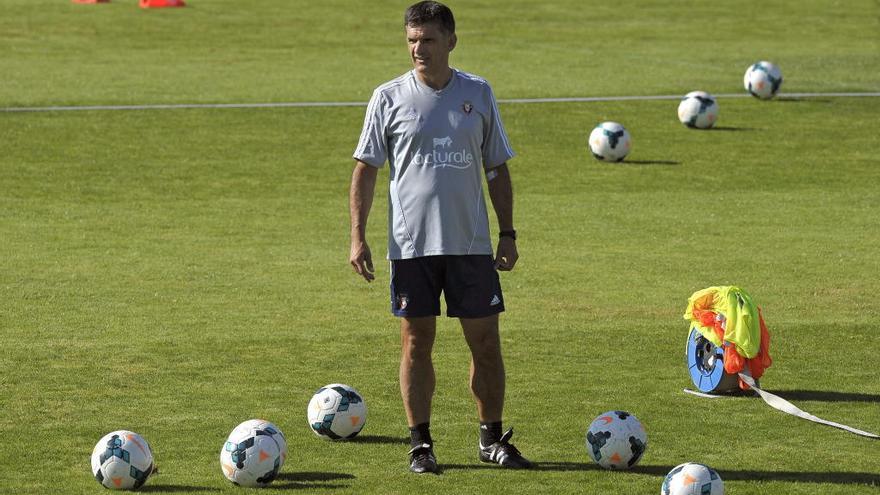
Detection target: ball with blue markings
<box><xmin>307</xmin><ymin>383</ymin><xmax>367</xmax><ymax>440</ymax></box>
<box><xmin>219</xmin><ymin>419</ymin><xmax>286</xmax><ymax>487</ymax></box>
<box><xmin>661</xmin><ymin>462</ymin><xmax>725</xmax><ymax>495</ymax></box>
<box><xmin>744</xmin><ymin>61</ymin><xmax>783</xmax><ymax>99</ymax></box>
<box><xmin>90</xmin><ymin>430</ymin><xmax>155</xmax><ymax>490</ymax></box>
<box><xmin>585</xmin><ymin>410</ymin><xmax>648</xmax><ymax>469</ymax></box>
<box><xmin>588</xmin><ymin>121</ymin><xmax>632</xmax><ymax>162</ymax></box>
<box><xmin>678</xmin><ymin>91</ymin><xmax>719</xmax><ymax>129</ymax></box>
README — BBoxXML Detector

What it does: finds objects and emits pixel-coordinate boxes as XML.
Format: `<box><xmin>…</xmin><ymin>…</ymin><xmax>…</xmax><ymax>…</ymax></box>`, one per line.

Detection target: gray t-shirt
<box><xmin>353</xmin><ymin>69</ymin><xmax>515</xmax><ymax>260</ymax></box>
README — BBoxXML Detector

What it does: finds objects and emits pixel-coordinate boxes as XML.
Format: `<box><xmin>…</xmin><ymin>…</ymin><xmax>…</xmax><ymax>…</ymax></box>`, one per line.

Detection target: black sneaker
<box><xmin>479</xmin><ymin>428</ymin><xmax>533</xmax><ymax>469</ymax></box>
<box><xmin>408</xmin><ymin>443</ymin><xmax>439</xmax><ymax>474</ymax></box>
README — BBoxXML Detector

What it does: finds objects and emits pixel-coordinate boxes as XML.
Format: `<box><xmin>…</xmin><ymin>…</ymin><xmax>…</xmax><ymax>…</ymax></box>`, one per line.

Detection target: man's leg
<box><xmin>400</xmin><ymin>316</ymin><xmax>437</xmax><ymax>427</ymax></box>
<box><xmin>400</xmin><ymin>315</ymin><xmax>439</xmax><ymax>474</ymax></box>
<box><xmin>460</xmin><ymin>314</ymin><xmax>504</xmax><ymax>422</ymax></box>
<box><xmin>461</xmin><ymin>313</ymin><xmax>532</xmax><ymax>469</ymax></box>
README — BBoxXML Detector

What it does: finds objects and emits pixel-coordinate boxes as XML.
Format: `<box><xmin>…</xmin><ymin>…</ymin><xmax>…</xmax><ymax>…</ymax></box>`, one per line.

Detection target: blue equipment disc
<box><xmin>686</xmin><ymin>327</ymin><xmax>739</xmax><ymax>393</ymax></box>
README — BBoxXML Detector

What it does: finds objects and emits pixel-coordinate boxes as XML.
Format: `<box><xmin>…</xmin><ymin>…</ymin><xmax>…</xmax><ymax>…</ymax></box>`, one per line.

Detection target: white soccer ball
<box><xmin>232</xmin><ymin>419</ymin><xmax>288</xmax><ymax>466</ymax></box>
<box><xmin>588</xmin><ymin>121</ymin><xmax>631</xmax><ymax>162</ymax></box>
<box><xmin>661</xmin><ymin>462</ymin><xmax>725</xmax><ymax>495</ymax></box>
<box><xmin>678</xmin><ymin>91</ymin><xmax>718</xmax><ymax>129</ymax></box>
<box><xmin>90</xmin><ymin>430</ymin><xmax>154</xmax><ymax>490</ymax></box>
<box><xmin>585</xmin><ymin>410</ymin><xmax>648</xmax><ymax>469</ymax></box>
<box><xmin>307</xmin><ymin>383</ymin><xmax>367</xmax><ymax>440</ymax></box>
<box><xmin>744</xmin><ymin>61</ymin><xmax>783</xmax><ymax>99</ymax></box>
<box><xmin>220</xmin><ymin>419</ymin><xmax>286</xmax><ymax>487</ymax></box>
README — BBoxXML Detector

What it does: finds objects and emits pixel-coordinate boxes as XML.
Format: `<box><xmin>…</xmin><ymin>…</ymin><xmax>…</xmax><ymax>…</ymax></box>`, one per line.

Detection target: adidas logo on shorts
<box><xmin>490</xmin><ymin>295</ymin><xmax>501</xmax><ymax>306</ymax></box>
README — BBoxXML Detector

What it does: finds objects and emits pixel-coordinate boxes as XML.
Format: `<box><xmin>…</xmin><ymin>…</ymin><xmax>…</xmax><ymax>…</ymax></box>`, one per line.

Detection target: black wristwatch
<box><xmin>499</xmin><ymin>229</ymin><xmax>517</xmax><ymax>241</ymax></box>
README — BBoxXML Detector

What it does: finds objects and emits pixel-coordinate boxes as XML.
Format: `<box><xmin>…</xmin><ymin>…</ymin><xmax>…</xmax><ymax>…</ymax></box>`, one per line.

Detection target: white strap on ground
<box><xmin>683</xmin><ymin>389</ymin><xmax>728</xmax><ymax>399</ymax></box>
<box><xmin>737</xmin><ymin>373</ymin><xmax>879</xmax><ymax>439</ymax></box>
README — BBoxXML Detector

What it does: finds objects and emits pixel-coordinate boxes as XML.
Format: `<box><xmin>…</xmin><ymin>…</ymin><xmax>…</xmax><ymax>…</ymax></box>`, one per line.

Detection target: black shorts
<box><xmin>390</xmin><ymin>255</ymin><xmax>505</xmax><ymax>318</ymax></box>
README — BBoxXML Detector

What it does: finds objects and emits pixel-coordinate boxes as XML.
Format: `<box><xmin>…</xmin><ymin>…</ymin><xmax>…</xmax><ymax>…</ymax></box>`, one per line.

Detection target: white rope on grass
<box><xmin>2</xmin><ymin>92</ymin><xmax>879</xmax><ymax>113</ymax></box>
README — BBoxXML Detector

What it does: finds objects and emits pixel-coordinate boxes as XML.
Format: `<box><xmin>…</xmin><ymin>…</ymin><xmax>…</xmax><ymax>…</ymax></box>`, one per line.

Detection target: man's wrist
<box><xmin>499</xmin><ymin>229</ymin><xmax>517</xmax><ymax>241</ymax></box>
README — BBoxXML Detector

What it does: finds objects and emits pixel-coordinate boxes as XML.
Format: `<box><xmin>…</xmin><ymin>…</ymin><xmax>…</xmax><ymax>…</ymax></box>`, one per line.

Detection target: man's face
<box><xmin>406</xmin><ymin>22</ymin><xmax>456</xmax><ymax>75</ymax></box>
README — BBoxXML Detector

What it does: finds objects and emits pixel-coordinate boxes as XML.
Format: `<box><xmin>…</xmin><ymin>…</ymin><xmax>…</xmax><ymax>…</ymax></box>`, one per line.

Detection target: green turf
<box><xmin>1</xmin><ymin>0</ymin><xmax>878</xmax><ymax>106</ymax></box>
<box><xmin>1</xmin><ymin>0</ymin><xmax>879</xmax><ymax>494</ymax></box>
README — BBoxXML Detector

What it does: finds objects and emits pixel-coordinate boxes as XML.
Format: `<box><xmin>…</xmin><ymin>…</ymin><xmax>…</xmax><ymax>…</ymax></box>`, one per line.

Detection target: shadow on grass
<box><xmin>141</xmin><ymin>473</ymin><xmax>356</xmax><ymax>492</ymax></box>
<box><xmin>277</xmin><ymin>472</ymin><xmax>356</xmax><ymax>482</ymax></box>
<box><xmin>632</xmin><ymin>465</ymin><xmax>880</xmax><ymax>485</ymax></box>
<box><xmin>445</xmin><ymin>462</ymin><xmax>880</xmax><ymax>484</ymax></box>
<box><xmin>347</xmin><ymin>434</ymin><xmax>410</xmax><ymax>444</ymax></box>
<box><xmin>442</xmin><ymin>461</ymin><xmax>596</xmax><ymax>472</ymax></box>
<box><xmin>532</xmin><ymin>461</ymin><xmax>597</xmax><ymax>472</ymax></box>
<box><xmin>623</xmin><ymin>160</ymin><xmax>680</xmax><ymax>165</ymax></box>
<box><xmin>708</xmin><ymin>126</ymin><xmax>756</xmax><ymax>132</ymax></box>
<box><xmin>140</xmin><ymin>485</ymin><xmax>220</xmax><ymax>493</ymax></box>
<box><xmin>270</xmin><ymin>472</ymin><xmax>355</xmax><ymax>490</ymax></box>
<box><xmin>769</xmin><ymin>389</ymin><xmax>880</xmax><ymax>403</ymax></box>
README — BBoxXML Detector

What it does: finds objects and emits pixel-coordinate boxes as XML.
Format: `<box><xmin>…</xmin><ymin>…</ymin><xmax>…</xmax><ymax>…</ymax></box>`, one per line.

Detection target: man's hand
<box><xmin>494</xmin><ymin>237</ymin><xmax>518</xmax><ymax>271</ymax></box>
<box><xmin>350</xmin><ymin>239</ymin><xmax>375</xmax><ymax>282</ymax></box>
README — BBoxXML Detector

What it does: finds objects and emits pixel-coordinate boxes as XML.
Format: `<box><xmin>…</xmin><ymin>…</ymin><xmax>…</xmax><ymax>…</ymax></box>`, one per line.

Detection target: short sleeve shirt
<box><xmin>353</xmin><ymin>69</ymin><xmax>515</xmax><ymax>260</ymax></box>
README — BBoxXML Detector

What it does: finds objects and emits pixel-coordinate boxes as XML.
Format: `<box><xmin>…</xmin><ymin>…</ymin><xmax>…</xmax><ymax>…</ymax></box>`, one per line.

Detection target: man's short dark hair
<box><xmin>405</xmin><ymin>1</ymin><xmax>455</xmax><ymax>35</ymax></box>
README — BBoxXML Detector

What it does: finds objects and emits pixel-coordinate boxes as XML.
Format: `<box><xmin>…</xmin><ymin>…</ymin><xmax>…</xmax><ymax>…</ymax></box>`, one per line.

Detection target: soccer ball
<box><xmin>307</xmin><ymin>383</ymin><xmax>367</xmax><ymax>440</ymax></box>
<box><xmin>229</xmin><ymin>419</ymin><xmax>288</xmax><ymax>466</ymax></box>
<box><xmin>220</xmin><ymin>419</ymin><xmax>286</xmax><ymax>487</ymax></box>
<box><xmin>677</xmin><ymin>91</ymin><xmax>718</xmax><ymax>129</ymax></box>
<box><xmin>744</xmin><ymin>61</ymin><xmax>783</xmax><ymax>99</ymax></box>
<box><xmin>585</xmin><ymin>410</ymin><xmax>648</xmax><ymax>469</ymax></box>
<box><xmin>661</xmin><ymin>463</ymin><xmax>725</xmax><ymax>495</ymax></box>
<box><xmin>588</xmin><ymin>121</ymin><xmax>631</xmax><ymax>162</ymax></box>
<box><xmin>90</xmin><ymin>430</ymin><xmax>154</xmax><ymax>490</ymax></box>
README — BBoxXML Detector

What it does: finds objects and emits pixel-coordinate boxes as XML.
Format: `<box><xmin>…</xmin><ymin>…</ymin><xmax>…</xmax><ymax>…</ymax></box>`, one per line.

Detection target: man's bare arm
<box><xmin>349</xmin><ymin>160</ymin><xmax>379</xmax><ymax>282</ymax></box>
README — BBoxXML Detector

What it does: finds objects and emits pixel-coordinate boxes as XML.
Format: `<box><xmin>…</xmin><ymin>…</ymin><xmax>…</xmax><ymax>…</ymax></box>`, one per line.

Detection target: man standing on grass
<box><xmin>348</xmin><ymin>0</ymin><xmax>531</xmax><ymax>474</ymax></box>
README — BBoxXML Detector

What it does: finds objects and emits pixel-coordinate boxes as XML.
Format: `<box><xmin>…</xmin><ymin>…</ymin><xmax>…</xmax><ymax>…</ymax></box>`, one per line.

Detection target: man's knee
<box><xmin>402</xmin><ymin>328</ymin><xmax>434</xmax><ymax>361</ymax></box>
<box><xmin>469</xmin><ymin>332</ymin><xmax>502</xmax><ymax>365</ymax></box>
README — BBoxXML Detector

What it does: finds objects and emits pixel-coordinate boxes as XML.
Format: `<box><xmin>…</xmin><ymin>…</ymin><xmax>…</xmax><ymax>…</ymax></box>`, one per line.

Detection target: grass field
<box><xmin>2</xmin><ymin>0</ymin><xmax>879</xmax><ymax>493</ymax></box>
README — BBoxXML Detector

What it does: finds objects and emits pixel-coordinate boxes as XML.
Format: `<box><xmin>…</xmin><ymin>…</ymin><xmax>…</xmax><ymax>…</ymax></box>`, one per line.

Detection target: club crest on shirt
<box><xmin>462</xmin><ymin>101</ymin><xmax>473</xmax><ymax>114</ymax></box>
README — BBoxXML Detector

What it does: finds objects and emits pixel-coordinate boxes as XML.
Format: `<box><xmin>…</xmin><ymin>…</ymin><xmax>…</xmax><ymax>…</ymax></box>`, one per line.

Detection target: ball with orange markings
<box><xmin>229</xmin><ymin>419</ymin><xmax>287</xmax><ymax>467</ymax></box>
<box><xmin>678</xmin><ymin>91</ymin><xmax>719</xmax><ymax>129</ymax></box>
<box><xmin>661</xmin><ymin>462</ymin><xmax>725</xmax><ymax>495</ymax></box>
<box><xmin>220</xmin><ymin>419</ymin><xmax>285</xmax><ymax>487</ymax></box>
<box><xmin>744</xmin><ymin>61</ymin><xmax>783</xmax><ymax>100</ymax></box>
<box><xmin>588</xmin><ymin>121</ymin><xmax>632</xmax><ymax>162</ymax></box>
<box><xmin>91</xmin><ymin>430</ymin><xmax>155</xmax><ymax>490</ymax></box>
<box><xmin>585</xmin><ymin>410</ymin><xmax>648</xmax><ymax>469</ymax></box>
